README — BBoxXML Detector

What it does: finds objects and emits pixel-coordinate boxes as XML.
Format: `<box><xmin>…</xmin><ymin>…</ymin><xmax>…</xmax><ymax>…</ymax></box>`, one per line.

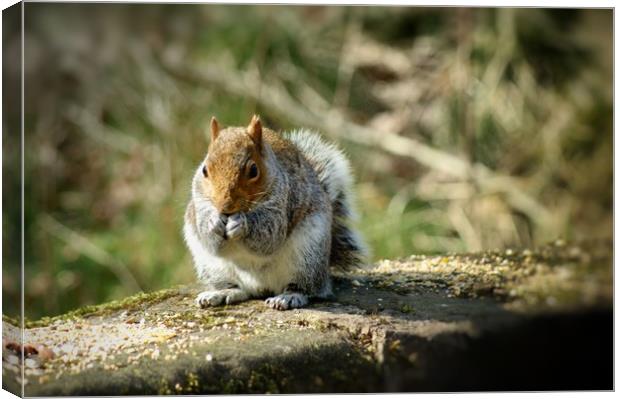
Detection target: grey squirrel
<box><xmin>183</xmin><ymin>115</ymin><xmax>368</xmax><ymax>310</ymax></box>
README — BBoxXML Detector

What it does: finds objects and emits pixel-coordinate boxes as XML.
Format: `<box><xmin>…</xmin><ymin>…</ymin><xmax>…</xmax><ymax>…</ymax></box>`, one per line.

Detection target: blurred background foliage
<box><xmin>2</xmin><ymin>4</ymin><xmax>612</xmax><ymax>319</ymax></box>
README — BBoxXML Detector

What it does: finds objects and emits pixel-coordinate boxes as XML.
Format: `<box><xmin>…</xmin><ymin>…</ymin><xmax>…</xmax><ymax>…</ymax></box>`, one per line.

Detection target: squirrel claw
<box><xmin>226</xmin><ymin>213</ymin><xmax>247</xmax><ymax>240</ymax></box>
<box><xmin>265</xmin><ymin>293</ymin><xmax>309</xmax><ymax>311</ymax></box>
<box><xmin>196</xmin><ymin>291</ymin><xmax>224</xmax><ymax>308</ymax></box>
<box><xmin>208</xmin><ymin>214</ymin><xmax>227</xmax><ymax>239</ymax></box>
<box><xmin>196</xmin><ymin>288</ymin><xmax>248</xmax><ymax>308</ymax></box>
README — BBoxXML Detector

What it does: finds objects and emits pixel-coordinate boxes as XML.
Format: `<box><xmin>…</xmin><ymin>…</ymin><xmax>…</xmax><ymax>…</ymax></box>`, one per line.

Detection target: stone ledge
<box><xmin>2</xmin><ymin>241</ymin><xmax>613</xmax><ymax>394</ymax></box>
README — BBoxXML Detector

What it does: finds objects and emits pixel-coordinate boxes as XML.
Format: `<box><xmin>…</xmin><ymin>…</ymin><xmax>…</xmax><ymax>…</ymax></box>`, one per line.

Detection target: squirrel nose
<box><xmin>219</xmin><ymin>201</ymin><xmax>237</xmax><ymax>216</ymax></box>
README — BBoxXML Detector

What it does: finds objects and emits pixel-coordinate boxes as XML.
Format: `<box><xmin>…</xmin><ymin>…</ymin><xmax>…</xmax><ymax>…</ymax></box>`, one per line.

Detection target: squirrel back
<box><xmin>285</xmin><ymin>130</ymin><xmax>368</xmax><ymax>270</ymax></box>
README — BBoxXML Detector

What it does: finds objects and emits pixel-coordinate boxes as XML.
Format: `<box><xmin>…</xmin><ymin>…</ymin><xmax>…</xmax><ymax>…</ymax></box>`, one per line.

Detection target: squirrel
<box><xmin>183</xmin><ymin>115</ymin><xmax>368</xmax><ymax>310</ymax></box>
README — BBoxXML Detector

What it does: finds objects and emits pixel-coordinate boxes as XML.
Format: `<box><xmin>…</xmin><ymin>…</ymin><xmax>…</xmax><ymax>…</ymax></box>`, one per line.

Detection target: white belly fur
<box><xmin>187</xmin><ymin>212</ymin><xmax>329</xmax><ymax>296</ymax></box>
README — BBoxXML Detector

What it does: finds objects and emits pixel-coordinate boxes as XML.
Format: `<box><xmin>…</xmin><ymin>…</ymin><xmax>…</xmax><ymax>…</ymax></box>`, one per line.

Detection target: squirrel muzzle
<box><xmin>212</xmin><ymin>190</ymin><xmax>245</xmax><ymax>215</ymax></box>
<box><xmin>219</xmin><ymin>202</ymin><xmax>241</xmax><ymax>216</ymax></box>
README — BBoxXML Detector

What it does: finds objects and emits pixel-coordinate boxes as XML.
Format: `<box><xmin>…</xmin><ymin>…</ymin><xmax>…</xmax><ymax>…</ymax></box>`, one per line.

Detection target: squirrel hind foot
<box><xmin>265</xmin><ymin>292</ymin><xmax>309</xmax><ymax>311</ymax></box>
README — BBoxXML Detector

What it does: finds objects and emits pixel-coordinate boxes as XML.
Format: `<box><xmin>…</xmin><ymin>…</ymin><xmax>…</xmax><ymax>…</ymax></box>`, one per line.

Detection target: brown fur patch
<box><xmin>200</xmin><ymin>117</ymin><xmax>324</xmax><ymax>223</ymax></box>
<box><xmin>202</xmin><ymin>127</ymin><xmax>269</xmax><ymax>214</ymax></box>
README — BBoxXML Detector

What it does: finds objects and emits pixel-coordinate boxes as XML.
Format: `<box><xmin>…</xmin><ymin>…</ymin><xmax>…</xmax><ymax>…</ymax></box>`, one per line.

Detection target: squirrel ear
<box><xmin>210</xmin><ymin>116</ymin><xmax>220</xmax><ymax>142</ymax></box>
<box><xmin>247</xmin><ymin>115</ymin><xmax>262</xmax><ymax>147</ymax></box>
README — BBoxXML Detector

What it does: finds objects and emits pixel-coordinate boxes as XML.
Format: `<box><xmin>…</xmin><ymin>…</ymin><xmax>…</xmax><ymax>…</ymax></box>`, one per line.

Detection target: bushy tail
<box><xmin>286</xmin><ymin>129</ymin><xmax>369</xmax><ymax>270</ymax></box>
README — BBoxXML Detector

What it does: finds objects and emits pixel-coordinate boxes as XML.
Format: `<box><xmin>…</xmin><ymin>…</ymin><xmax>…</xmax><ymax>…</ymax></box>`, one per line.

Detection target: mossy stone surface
<box><xmin>2</xmin><ymin>241</ymin><xmax>612</xmax><ymax>394</ymax></box>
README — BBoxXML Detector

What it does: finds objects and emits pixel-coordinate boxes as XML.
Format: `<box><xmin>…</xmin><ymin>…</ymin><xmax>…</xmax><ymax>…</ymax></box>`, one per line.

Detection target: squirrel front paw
<box><xmin>208</xmin><ymin>213</ymin><xmax>228</xmax><ymax>239</ymax></box>
<box><xmin>225</xmin><ymin>213</ymin><xmax>247</xmax><ymax>240</ymax></box>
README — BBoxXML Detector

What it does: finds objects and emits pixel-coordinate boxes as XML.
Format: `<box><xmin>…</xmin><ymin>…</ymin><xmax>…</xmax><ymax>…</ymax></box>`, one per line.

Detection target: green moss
<box><xmin>153</xmin><ymin>310</ymin><xmax>222</xmax><ymax>329</ymax></box>
<box><xmin>248</xmin><ymin>368</ymin><xmax>281</xmax><ymax>393</ymax></box>
<box><xmin>221</xmin><ymin>378</ymin><xmax>245</xmax><ymax>394</ymax></box>
<box><xmin>399</xmin><ymin>304</ymin><xmax>415</xmax><ymax>314</ymax></box>
<box><xmin>24</xmin><ymin>286</ymin><xmax>184</xmax><ymax>328</ymax></box>
<box><xmin>3</xmin><ymin>314</ymin><xmax>21</xmax><ymax>327</ymax></box>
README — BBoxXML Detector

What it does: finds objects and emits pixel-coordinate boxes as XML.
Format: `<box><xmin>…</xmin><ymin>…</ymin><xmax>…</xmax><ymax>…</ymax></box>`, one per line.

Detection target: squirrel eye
<box><xmin>202</xmin><ymin>164</ymin><xmax>208</xmax><ymax>178</ymax></box>
<box><xmin>248</xmin><ymin>162</ymin><xmax>259</xmax><ymax>180</ymax></box>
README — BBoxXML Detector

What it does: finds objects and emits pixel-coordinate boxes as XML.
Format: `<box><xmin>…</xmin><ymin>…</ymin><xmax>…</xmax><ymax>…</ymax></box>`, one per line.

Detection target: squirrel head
<box><xmin>200</xmin><ymin>115</ymin><xmax>268</xmax><ymax>215</ymax></box>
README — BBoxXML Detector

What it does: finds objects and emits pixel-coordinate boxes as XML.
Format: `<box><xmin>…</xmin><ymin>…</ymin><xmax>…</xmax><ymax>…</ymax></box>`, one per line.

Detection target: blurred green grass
<box><xmin>2</xmin><ymin>5</ymin><xmax>612</xmax><ymax>318</ymax></box>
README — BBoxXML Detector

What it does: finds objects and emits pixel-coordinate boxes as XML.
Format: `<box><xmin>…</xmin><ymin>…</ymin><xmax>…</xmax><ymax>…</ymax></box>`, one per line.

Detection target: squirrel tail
<box><xmin>286</xmin><ymin>129</ymin><xmax>369</xmax><ymax>270</ymax></box>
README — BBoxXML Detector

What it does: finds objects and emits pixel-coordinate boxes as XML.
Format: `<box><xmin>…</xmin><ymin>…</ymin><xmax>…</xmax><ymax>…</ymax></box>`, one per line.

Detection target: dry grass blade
<box><xmin>159</xmin><ymin>56</ymin><xmax>551</xmax><ymax>229</ymax></box>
